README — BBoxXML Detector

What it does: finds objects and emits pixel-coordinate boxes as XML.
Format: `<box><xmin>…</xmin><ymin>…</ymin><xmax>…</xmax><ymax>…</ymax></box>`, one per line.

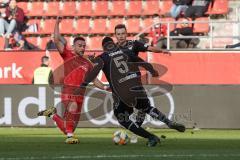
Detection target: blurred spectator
<box><xmin>170</xmin><ymin>0</ymin><xmax>192</xmax><ymax>18</ymax></box>
<box><xmin>46</xmin><ymin>34</ymin><xmax>57</xmax><ymax>50</ymax></box>
<box><xmin>4</xmin><ymin>31</ymin><xmax>23</xmax><ymax>49</ymax></box>
<box><xmin>157</xmin><ymin>19</ymin><xmax>199</xmax><ymax>49</ymax></box>
<box><xmin>0</xmin><ymin>0</ymin><xmax>25</xmax><ymax>38</ymax></box>
<box><xmin>0</xmin><ymin>0</ymin><xmax>9</xmax><ymax>8</ymax></box>
<box><xmin>184</xmin><ymin>0</ymin><xmax>212</xmax><ymax>18</ymax></box>
<box><xmin>148</xmin><ymin>14</ymin><xmax>167</xmax><ymax>47</ymax></box>
<box><xmin>32</xmin><ymin>56</ymin><xmax>53</xmax><ymax>84</ymax></box>
<box><xmin>170</xmin><ymin>19</ymin><xmax>200</xmax><ymax>48</ymax></box>
<box><xmin>5</xmin><ymin>31</ymin><xmax>40</xmax><ymax>50</ymax></box>
<box><xmin>0</xmin><ymin>0</ymin><xmax>25</xmax><ymax>50</ymax></box>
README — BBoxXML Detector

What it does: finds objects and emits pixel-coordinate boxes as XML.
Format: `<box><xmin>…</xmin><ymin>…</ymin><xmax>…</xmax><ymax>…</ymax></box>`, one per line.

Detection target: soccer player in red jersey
<box><xmin>38</xmin><ymin>17</ymin><xmax>107</xmax><ymax>144</ymax></box>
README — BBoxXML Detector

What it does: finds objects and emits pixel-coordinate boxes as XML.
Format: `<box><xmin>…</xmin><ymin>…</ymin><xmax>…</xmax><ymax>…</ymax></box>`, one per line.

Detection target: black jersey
<box><xmin>99</xmin><ymin>47</ymin><xmax>152</xmax><ymax>107</ymax></box>
<box><xmin>117</xmin><ymin>40</ymin><xmax>149</xmax><ymax>56</ymax></box>
<box><xmin>117</xmin><ymin>40</ymin><xmax>150</xmax><ymax>78</ymax></box>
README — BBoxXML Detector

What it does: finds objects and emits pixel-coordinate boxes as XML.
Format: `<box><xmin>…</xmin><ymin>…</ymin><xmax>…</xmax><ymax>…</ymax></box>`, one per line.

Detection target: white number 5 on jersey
<box><xmin>113</xmin><ymin>55</ymin><xmax>129</xmax><ymax>74</ymax></box>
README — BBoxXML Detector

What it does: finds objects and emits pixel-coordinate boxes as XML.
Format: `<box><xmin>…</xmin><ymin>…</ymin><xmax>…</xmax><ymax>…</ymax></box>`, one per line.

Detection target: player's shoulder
<box><xmin>62</xmin><ymin>45</ymin><xmax>73</xmax><ymax>54</ymax></box>
<box><xmin>98</xmin><ymin>52</ymin><xmax>106</xmax><ymax>58</ymax></box>
<box><xmin>128</xmin><ymin>39</ymin><xmax>147</xmax><ymax>47</ymax></box>
<box><xmin>95</xmin><ymin>52</ymin><xmax>108</xmax><ymax>62</ymax></box>
<box><xmin>61</xmin><ymin>45</ymin><xmax>74</xmax><ymax>60</ymax></box>
<box><xmin>122</xmin><ymin>40</ymin><xmax>136</xmax><ymax>50</ymax></box>
<box><xmin>127</xmin><ymin>39</ymin><xmax>141</xmax><ymax>44</ymax></box>
<box><xmin>126</xmin><ymin>40</ymin><xmax>136</xmax><ymax>46</ymax></box>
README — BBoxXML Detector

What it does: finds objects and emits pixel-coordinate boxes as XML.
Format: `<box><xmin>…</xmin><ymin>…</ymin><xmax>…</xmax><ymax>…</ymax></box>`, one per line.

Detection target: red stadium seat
<box><xmin>126</xmin><ymin>1</ymin><xmax>143</xmax><ymax>16</ymax></box>
<box><xmin>143</xmin><ymin>17</ymin><xmax>154</xmax><ymax>28</ymax></box>
<box><xmin>107</xmin><ymin>18</ymin><xmax>124</xmax><ymax>33</ymax></box>
<box><xmin>208</xmin><ymin>0</ymin><xmax>229</xmax><ymax>15</ymax></box>
<box><xmin>77</xmin><ymin>1</ymin><xmax>93</xmax><ymax>16</ymax></box>
<box><xmin>142</xmin><ymin>0</ymin><xmax>160</xmax><ymax>15</ymax></box>
<box><xmin>60</xmin><ymin>19</ymin><xmax>74</xmax><ymax>34</ymax></box>
<box><xmin>126</xmin><ymin>18</ymin><xmax>141</xmax><ymax>33</ymax></box>
<box><xmin>17</xmin><ymin>2</ymin><xmax>29</xmax><ymax>15</ymax></box>
<box><xmin>26</xmin><ymin>37</ymin><xmax>39</xmax><ymax>48</ymax></box>
<box><xmin>43</xmin><ymin>2</ymin><xmax>60</xmax><ymax>16</ymax></box>
<box><xmin>109</xmin><ymin>0</ymin><xmax>126</xmax><ymax>16</ymax></box>
<box><xmin>91</xmin><ymin>18</ymin><xmax>107</xmax><ymax>34</ymax></box>
<box><xmin>159</xmin><ymin>0</ymin><xmax>173</xmax><ymax>15</ymax></box>
<box><xmin>38</xmin><ymin>36</ymin><xmax>49</xmax><ymax>50</ymax></box>
<box><xmin>89</xmin><ymin>36</ymin><xmax>102</xmax><ymax>50</ymax></box>
<box><xmin>93</xmin><ymin>1</ymin><xmax>109</xmax><ymax>16</ymax></box>
<box><xmin>40</xmin><ymin>19</ymin><xmax>55</xmax><ymax>34</ymax></box>
<box><xmin>60</xmin><ymin>1</ymin><xmax>77</xmax><ymax>16</ymax></box>
<box><xmin>27</xmin><ymin>2</ymin><xmax>44</xmax><ymax>16</ymax></box>
<box><xmin>193</xmin><ymin>17</ymin><xmax>210</xmax><ymax>33</ymax></box>
<box><xmin>74</xmin><ymin>18</ymin><xmax>91</xmax><ymax>34</ymax></box>
<box><xmin>64</xmin><ymin>36</ymin><xmax>74</xmax><ymax>46</ymax></box>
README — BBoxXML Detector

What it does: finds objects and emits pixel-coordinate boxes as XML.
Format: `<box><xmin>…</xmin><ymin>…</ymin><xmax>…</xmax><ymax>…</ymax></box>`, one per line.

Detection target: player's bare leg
<box><xmin>64</xmin><ymin>101</ymin><xmax>80</xmax><ymax>144</ymax></box>
<box><xmin>37</xmin><ymin>101</ymin><xmax>81</xmax><ymax>144</ymax></box>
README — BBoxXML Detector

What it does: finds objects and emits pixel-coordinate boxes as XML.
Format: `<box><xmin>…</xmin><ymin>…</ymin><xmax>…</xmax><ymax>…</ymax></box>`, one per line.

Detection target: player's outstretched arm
<box><xmin>81</xmin><ymin>57</ymin><xmax>104</xmax><ymax>87</ymax></box>
<box><xmin>147</xmin><ymin>45</ymin><xmax>163</xmax><ymax>53</ymax></box>
<box><xmin>133</xmin><ymin>56</ymin><xmax>159</xmax><ymax>77</ymax></box>
<box><xmin>54</xmin><ymin>17</ymin><xmax>65</xmax><ymax>54</ymax></box>
<box><xmin>134</xmin><ymin>40</ymin><xmax>169</xmax><ymax>54</ymax></box>
<box><xmin>148</xmin><ymin>46</ymin><xmax>170</xmax><ymax>55</ymax></box>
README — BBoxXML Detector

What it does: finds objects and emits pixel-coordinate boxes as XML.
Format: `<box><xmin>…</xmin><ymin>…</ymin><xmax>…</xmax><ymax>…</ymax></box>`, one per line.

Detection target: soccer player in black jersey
<box><xmin>82</xmin><ymin>37</ymin><xmax>185</xmax><ymax>147</ymax></box>
<box><xmin>114</xmin><ymin>24</ymin><xmax>169</xmax><ymax>129</ymax></box>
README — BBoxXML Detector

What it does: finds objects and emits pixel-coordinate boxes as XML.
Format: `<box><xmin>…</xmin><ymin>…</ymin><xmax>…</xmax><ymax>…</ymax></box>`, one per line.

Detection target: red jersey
<box><xmin>61</xmin><ymin>46</ymin><xmax>93</xmax><ymax>94</ymax></box>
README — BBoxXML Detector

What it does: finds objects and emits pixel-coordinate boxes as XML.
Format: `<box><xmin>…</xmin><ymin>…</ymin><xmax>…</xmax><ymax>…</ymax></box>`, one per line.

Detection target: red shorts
<box><xmin>60</xmin><ymin>93</ymin><xmax>84</xmax><ymax>110</ymax></box>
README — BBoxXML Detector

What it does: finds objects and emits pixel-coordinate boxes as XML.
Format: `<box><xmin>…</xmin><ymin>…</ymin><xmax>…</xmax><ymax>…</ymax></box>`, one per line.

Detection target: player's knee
<box><xmin>118</xmin><ymin>120</ymin><xmax>132</xmax><ymax>129</ymax></box>
<box><xmin>135</xmin><ymin>98</ymin><xmax>151</xmax><ymax>110</ymax></box>
<box><xmin>68</xmin><ymin>102</ymin><xmax>78</xmax><ymax>113</ymax></box>
<box><xmin>114</xmin><ymin>112</ymin><xmax>130</xmax><ymax>128</ymax></box>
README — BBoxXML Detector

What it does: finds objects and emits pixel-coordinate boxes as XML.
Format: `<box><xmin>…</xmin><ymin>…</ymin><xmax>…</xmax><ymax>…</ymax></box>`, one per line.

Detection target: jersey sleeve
<box><xmin>60</xmin><ymin>46</ymin><xmax>72</xmax><ymax>59</ymax></box>
<box><xmin>133</xmin><ymin>40</ymin><xmax>149</xmax><ymax>54</ymax></box>
<box><xmin>131</xmin><ymin>55</ymin><xmax>155</xmax><ymax>73</ymax></box>
<box><xmin>81</xmin><ymin>56</ymin><xmax>104</xmax><ymax>87</ymax></box>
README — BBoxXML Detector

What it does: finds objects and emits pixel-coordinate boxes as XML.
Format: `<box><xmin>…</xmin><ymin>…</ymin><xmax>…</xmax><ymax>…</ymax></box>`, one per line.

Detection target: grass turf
<box><xmin>0</xmin><ymin>128</ymin><xmax>240</xmax><ymax>160</ymax></box>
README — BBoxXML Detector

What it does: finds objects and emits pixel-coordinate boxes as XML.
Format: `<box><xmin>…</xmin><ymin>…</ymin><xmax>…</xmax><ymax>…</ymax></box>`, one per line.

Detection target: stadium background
<box><xmin>0</xmin><ymin>0</ymin><xmax>240</xmax><ymax>129</ymax></box>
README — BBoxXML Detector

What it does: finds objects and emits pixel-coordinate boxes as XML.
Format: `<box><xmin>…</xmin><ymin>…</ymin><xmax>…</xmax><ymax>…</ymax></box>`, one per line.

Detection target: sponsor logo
<box><xmin>0</xmin><ymin>63</ymin><xmax>23</xmax><ymax>79</ymax></box>
<box><xmin>0</xmin><ymin>87</ymin><xmax>46</xmax><ymax>126</ymax></box>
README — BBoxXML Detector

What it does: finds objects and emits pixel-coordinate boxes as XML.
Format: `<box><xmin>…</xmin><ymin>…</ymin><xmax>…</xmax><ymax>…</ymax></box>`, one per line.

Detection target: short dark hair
<box><xmin>153</xmin><ymin>13</ymin><xmax>159</xmax><ymax>18</ymax></box>
<box><xmin>41</xmin><ymin>56</ymin><xmax>49</xmax><ymax>63</ymax></box>
<box><xmin>102</xmin><ymin>37</ymin><xmax>116</xmax><ymax>51</ymax></box>
<box><xmin>73</xmin><ymin>36</ymin><xmax>85</xmax><ymax>44</ymax></box>
<box><xmin>102</xmin><ymin>37</ymin><xmax>114</xmax><ymax>47</ymax></box>
<box><xmin>114</xmin><ymin>24</ymin><xmax>127</xmax><ymax>33</ymax></box>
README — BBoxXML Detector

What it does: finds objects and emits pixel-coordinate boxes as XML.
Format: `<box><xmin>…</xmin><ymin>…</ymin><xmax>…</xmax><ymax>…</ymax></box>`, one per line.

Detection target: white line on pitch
<box><xmin>1</xmin><ymin>154</ymin><xmax>240</xmax><ymax>160</ymax></box>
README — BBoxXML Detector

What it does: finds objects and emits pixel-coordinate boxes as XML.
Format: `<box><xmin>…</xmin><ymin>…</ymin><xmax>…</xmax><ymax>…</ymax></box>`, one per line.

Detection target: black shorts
<box><xmin>113</xmin><ymin>98</ymin><xmax>151</xmax><ymax>118</ymax></box>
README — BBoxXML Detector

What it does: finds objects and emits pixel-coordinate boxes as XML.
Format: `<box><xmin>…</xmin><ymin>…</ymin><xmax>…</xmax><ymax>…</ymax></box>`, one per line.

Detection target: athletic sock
<box><xmin>64</xmin><ymin>112</ymin><xmax>74</xmax><ymax>134</ymax></box>
<box><xmin>52</xmin><ymin>114</ymin><xmax>66</xmax><ymax>134</ymax></box>
<box><xmin>135</xmin><ymin>110</ymin><xmax>146</xmax><ymax>127</ymax></box>
<box><xmin>67</xmin><ymin>133</ymin><xmax>73</xmax><ymax>138</ymax></box>
<box><xmin>145</xmin><ymin>107</ymin><xmax>171</xmax><ymax>125</ymax></box>
<box><xmin>126</xmin><ymin>122</ymin><xmax>153</xmax><ymax>139</ymax></box>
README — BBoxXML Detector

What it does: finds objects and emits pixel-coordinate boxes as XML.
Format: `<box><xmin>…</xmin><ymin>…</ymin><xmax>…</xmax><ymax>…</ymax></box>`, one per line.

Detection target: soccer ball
<box><xmin>112</xmin><ymin>130</ymin><xmax>129</xmax><ymax>145</ymax></box>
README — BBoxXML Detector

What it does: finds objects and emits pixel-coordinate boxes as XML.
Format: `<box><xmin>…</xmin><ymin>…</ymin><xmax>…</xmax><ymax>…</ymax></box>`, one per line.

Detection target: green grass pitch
<box><xmin>0</xmin><ymin>128</ymin><xmax>240</xmax><ymax>160</ymax></box>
